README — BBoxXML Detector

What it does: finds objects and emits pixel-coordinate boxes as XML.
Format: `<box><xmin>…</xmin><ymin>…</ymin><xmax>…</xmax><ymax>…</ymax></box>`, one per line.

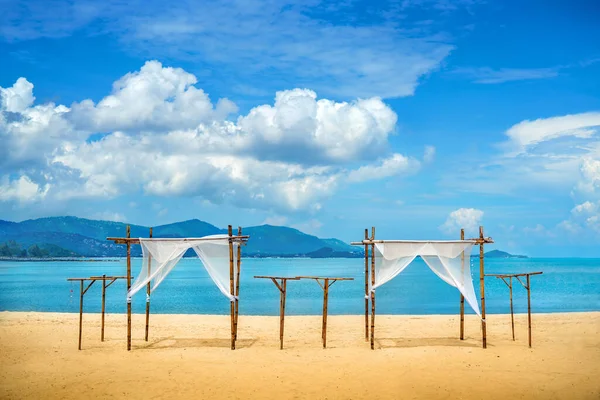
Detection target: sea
<box><xmin>0</xmin><ymin>258</ymin><xmax>598</xmax><ymax>316</ymax></box>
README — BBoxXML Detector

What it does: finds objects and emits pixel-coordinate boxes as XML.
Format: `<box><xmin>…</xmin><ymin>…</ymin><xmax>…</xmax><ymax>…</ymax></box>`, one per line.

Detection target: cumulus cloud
<box><xmin>69</xmin><ymin>61</ymin><xmax>238</xmax><ymax>133</ymax></box>
<box><xmin>0</xmin><ymin>175</ymin><xmax>48</xmax><ymax>203</ymax></box>
<box><xmin>439</xmin><ymin>208</ymin><xmax>484</xmax><ymax>236</ymax></box>
<box><xmin>0</xmin><ymin>61</ymin><xmax>419</xmax><ymax>213</ymax></box>
<box><xmin>0</xmin><ymin>78</ymin><xmax>35</xmax><ymax>112</ymax></box>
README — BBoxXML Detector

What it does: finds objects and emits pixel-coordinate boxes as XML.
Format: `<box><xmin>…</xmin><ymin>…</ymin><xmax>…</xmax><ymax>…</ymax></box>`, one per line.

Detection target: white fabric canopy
<box><xmin>128</xmin><ymin>235</ymin><xmax>239</xmax><ymax>302</ymax></box>
<box><xmin>369</xmin><ymin>241</ymin><xmax>481</xmax><ymax>317</ymax></box>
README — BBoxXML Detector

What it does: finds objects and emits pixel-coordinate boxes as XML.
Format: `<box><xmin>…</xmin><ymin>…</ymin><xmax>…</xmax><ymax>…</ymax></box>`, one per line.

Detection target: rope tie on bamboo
<box><xmin>146</xmin><ymin>293</ymin><xmax>150</xmax><ymax>303</ymax></box>
<box><xmin>127</xmin><ymin>295</ymin><xmax>132</xmax><ymax>304</ymax></box>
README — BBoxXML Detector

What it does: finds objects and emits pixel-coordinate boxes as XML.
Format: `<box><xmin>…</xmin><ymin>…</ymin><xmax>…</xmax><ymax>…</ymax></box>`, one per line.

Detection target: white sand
<box><xmin>1</xmin><ymin>311</ymin><xmax>599</xmax><ymax>399</ymax></box>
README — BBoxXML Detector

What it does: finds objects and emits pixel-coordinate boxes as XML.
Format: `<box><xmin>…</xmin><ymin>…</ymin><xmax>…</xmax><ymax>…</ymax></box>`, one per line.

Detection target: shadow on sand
<box><xmin>137</xmin><ymin>336</ymin><xmax>258</xmax><ymax>350</ymax></box>
<box><xmin>375</xmin><ymin>336</ymin><xmax>481</xmax><ymax>349</ymax></box>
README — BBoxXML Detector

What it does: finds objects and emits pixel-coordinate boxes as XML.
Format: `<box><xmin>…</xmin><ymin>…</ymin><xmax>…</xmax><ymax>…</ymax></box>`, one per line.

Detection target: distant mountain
<box><xmin>484</xmin><ymin>250</ymin><xmax>528</xmax><ymax>259</ymax></box>
<box><xmin>0</xmin><ymin>217</ymin><xmax>362</xmax><ymax>258</ymax></box>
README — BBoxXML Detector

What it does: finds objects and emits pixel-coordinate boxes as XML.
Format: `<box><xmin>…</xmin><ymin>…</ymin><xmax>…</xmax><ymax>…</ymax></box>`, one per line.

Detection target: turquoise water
<box><xmin>0</xmin><ymin>258</ymin><xmax>598</xmax><ymax>315</ymax></box>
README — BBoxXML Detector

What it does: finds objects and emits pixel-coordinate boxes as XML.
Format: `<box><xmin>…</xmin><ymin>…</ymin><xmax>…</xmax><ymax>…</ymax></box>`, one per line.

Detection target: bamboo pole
<box><xmin>364</xmin><ymin>228</ymin><xmax>369</xmax><ymax>342</ymax></box>
<box><xmin>527</xmin><ymin>274</ymin><xmax>532</xmax><ymax>348</ymax></box>
<box><xmin>228</xmin><ymin>225</ymin><xmax>235</xmax><ymax>350</ymax></box>
<box><xmin>145</xmin><ymin>227</ymin><xmax>153</xmax><ymax>342</ymax></box>
<box><xmin>78</xmin><ymin>280</ymin><xmax>84</xmax><ymax>350</ymax></box>
<box><xmin>322</xmin><ymin>279</ymin><xmax>329</xmax><ymax>349</ymax></box>
<box><xmin>126</xmin><ymin>225</ymin><xmax>132</xmax><ymax>351</ymax></box>
<box><xmin>101</xmin><ymin>274</ymin><xmax>106</xmax><ymax>342</ymax></box>
<box><xmin>509</xmin><ymin>277</ymin><xmax>515</xmax><ymax>341</ymax></box>
<box><xmin>234</xmin><ymin>226</ymin><xmax>242</xmax><ymax>342</ymax></box>
<box><xmin>479</xmin><ymin>226</ymin><xmax>487</xmax><ymax>349</ymax></box>
<box><xmin>370</xmin><ymin>226</ymin><xmax>376</xmax><ymax>350</ymax></box>
<box><xmin>279</xmin><ymin>279</ymin><xmax>288</xmax><ymax>350</ymax></box>
<box><xmin>460</xmin><ymin>228</ymin><xmax>465</xmax><ymax>340</ymax></box>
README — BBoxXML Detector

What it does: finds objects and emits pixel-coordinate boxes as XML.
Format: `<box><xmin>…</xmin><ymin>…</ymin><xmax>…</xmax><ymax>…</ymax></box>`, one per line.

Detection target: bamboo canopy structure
<box><xmin>351</xmin><ymin>226</ymin><xmax>494</xmax><ymax>349</ymax></box>
<box><xmin>66</xmin><ymin>275</ymin><xmax>129</xmax><ymax>350</ymax></box>
<box><xmin>296</xmin><ymin>276</ymin><xmax>354</xmax><ymax>348</ymax></box>
<box><xmin>107</xmin><ymin>224</ymin><xmax>249</xmax><ymax>351</ymax></box>
<box><xmin>254</xmin><ymin>275</ymin><xmax>353</xmax><ymax>349</ymax></box>
<box><xmin>485</xmin><ymin>271</ymin><xmax>543</xmax><ymax>347</ymax></box>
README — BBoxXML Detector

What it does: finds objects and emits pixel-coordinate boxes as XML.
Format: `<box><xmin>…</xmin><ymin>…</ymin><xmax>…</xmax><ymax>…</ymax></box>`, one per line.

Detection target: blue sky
<box><xmin>1</xmin><ymin>0</ymin><xmax>600</xmax><ymax>256</ymax></box>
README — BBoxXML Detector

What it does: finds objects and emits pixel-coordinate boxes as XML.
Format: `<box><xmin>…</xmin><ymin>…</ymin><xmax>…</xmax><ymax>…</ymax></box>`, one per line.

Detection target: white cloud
<box><xmin>0</xmin><ymin>78</ymin><xmax>35</xmax><ymax>112</ymax></box>
<box><xmin>443</xmin><ymin>111</ymin><xmax>600</xmax><ymax>197</ymax></box>
<box><xmin>70</xmin><ymin>60</ymin><xmax>237</xmax><ymax>133</ymax></box>
<box><xmin>0</xmin><ymin>62</ymin><xmax>417</xmax><ymax>213</ymax></box>
<box><xmin>0</xmin><ymin>0</ymin><xmax>461</xmax><ymax>99</ymax></box>
<box><xmin>423</xmin><ymin>145</ymin><xmax>436</xmax><ymax>163</ymax></box>
<box><xmin>347</xmin><ymin>154</ymin><xmax>419</xmax><ymax>183</ymax></box>
<box><xmin>452</xmin><ymin>66</ymin><xmax>559</xmax><ymax>84</ymax></box>
<box><xmin>292</xmin><ymin>219</ymin><xmax>323</xmax><ymax>235</ymax></box>
<box><xmin>439</xmin><ymin>208</ymin><xmax>483</xmax><ymax>236</ymax></box>
<box><xmin>0</xmin><ymin>175</ymin><xmax>48</xmax><ymax>203</ymax></box>
<box><xmin>575</xmin><ymin>158</ymin><xmax>600</xmax><ymax>195</ymax></box>
<box><xmin>503</xmin><ymin>112</ymin><xmax>600</xmax><ymax>155</ymax></box>
<box><xmin>262</xmin><ymin>216</ymin><xmax>288</xmax><ymax>226</ymax></box>
<box><xmin>92</xmin><ymin>211</ymin><xmax>127</xmax><ymax>222</ymax></box>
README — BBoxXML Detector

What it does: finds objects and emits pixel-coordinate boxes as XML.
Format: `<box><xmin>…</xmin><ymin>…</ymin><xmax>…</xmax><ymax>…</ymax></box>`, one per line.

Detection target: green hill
<box><xmin>0</xmin><ymin>217</ymin><xmax>361</xmax><ymax>258</ymax></box>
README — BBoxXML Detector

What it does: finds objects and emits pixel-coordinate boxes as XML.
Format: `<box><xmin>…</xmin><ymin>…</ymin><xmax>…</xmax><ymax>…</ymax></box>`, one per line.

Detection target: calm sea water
<box><xmin>0</xmin><ymin>258</ymin><xmax>598</xmax><ymax>316</ymax></box>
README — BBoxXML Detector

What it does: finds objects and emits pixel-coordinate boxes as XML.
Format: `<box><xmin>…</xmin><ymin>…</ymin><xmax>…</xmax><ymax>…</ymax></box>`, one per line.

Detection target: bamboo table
<box><xmin>254</xmin><ymin>276</ymin><xmax>300</xmax><ymax>349</ymax></box>
<box><xmin>66</xmin><ymin>275</ymin><xmax>129</xmax><ymax>350</ymax></box>
<box><xmin>296</xmin><ymin>276</ymin><xmax>354</xmax><ymax>348</ymax></box>
<box><xmin>485</xmin><ymin>271</ymin><xmax>543</xmax><ymax>347</ymax></box>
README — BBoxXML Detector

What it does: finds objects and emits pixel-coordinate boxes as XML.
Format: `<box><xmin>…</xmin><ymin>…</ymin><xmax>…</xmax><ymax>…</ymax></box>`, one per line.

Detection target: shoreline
<box><xmin>1</xmin><ymin>311</ymin><xmax>598</xmax><ymax>399</ymax></box>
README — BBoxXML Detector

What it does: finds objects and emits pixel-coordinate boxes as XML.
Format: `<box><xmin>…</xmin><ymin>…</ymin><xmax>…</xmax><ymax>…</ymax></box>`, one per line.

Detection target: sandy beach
<box><xmin>1</xmin><ymin>311</ymin><xmax>598</xmax><ymax>400</ymax></box>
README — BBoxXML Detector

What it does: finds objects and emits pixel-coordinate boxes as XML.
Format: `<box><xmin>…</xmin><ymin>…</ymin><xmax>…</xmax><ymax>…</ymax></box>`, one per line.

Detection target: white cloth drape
<box><xmin>128</xmin><ymin>235</ymin><xmax>239</xmax><ymax>302</ymax></box>
<box><xmin>371</xmin><ymin>241</ymin><xmax>481</xmax><ymax>317</ymax></box>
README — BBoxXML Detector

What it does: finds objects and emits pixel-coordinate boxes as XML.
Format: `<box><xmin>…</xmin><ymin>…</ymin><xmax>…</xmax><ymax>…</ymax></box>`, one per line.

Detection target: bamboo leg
<box><xmin>509</xmin><ymin>277</ymin><xmax>515</xmax><ymax>341</ymax></box>
<box><xmin>145</xmin><ymin>227</ymin><xmax>152</xmax><ymax>342</ymax></box>
<box><xmin>322</xmin><ymin>279</ymin><xmax>329</xmax><ymax>349</ymax></box>
<box><xmin>370</xmin><ymin>227</ymin><xmax>376</xmax><ymax>350</ymax></box>
<box><xmin>527</xmin><ymin>275</ymin><xmax>532</xmax><ymax>348</ymax></box>
<box><xmin>460</xmin><ymin>228</ymin><xmax>465</xmax><ymax>340</ymax></box>
<box><xmin>479</xmin><ymin>226</ymin><xmax>487</xmax><ymax>349</ymax></box>
<box><xmin>364</xmin><ymin>228</ymin><xmax>369</xmax><ymax>342</ymax></box>
<box><xmin>228</xmin><ymin>225</ymin><xmax>235</xmax><ymax>350</ymax></box>
<box><xmin>280</xmin><ymin>279</ymin><xmax>288</xmax><ymax>350</ymax></box>
<box><xmin>126</xmin><ymin>225</ymin><xmax>131</xmax><ymax>351</ymax></box>
<box><xmin>234</xmin><ymin>226</ymin><xmax>242</xmax><ymax>342</ymax></box>
<box><xmin>101</xmin><ymin>274</ymin><xmax>106</xmax><ymax>342</ymax></box>
<box><xmin>78</xmin><ymin>280</ymin><xmax>84</xmax><ymax>350</ymax></box>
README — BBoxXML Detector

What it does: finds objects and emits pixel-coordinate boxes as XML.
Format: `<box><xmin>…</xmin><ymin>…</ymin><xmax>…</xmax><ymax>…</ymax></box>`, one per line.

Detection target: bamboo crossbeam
<box><xmin>296</xmin><ymin>276</ymin><xmax>353</xmax><ymax>281</ymax></box>
<box><xmin>485</xmin><ymin>272</ymin><xmax>543</xmax><ymax>278</ymax></box>
<box><xmin>107</xmin><ymin>236</ymin><xmax>249</xmax><ymax>244</ymax></box>
<box><xmin>350</xmin><ymin>238</ymin><xmax>494</xmax><ymax>245</ymax></box>
<box><xmin>254</xmin><ymin>276</ymin><xmax>300</xmax><ymax>280</ymax></box>
<box><xmin>68</xmin><ymin>276</ymin><xmax>128</xmax><ymax>281</ymax></box>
